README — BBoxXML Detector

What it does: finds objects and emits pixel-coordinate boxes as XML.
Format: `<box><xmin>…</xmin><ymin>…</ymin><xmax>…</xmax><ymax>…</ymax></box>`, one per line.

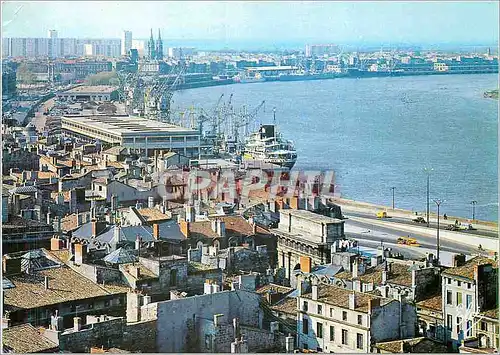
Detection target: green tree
<box><xmin>85</xmin><ymin>71</ymin><xmax>119</xmax><ymax>86</ymax></box>
<box><xmin>16</xmin><ymin>63</ymin><xmax>37</xmax><ymax>85</ymax></box>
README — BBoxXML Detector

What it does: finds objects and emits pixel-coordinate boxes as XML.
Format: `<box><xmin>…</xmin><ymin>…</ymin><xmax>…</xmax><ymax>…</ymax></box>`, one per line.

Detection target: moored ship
<box><xmin>242</xmin><ymin>124</ymin><xmax>297</xmax><ymax>169</ymax></box>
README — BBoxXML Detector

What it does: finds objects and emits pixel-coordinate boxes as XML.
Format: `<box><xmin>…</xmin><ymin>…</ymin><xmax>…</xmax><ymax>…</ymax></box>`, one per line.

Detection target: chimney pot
<box><xmin>44</xmin><ymin>276</ymin><xmax>49</xmax><ymax>290</ymax></box>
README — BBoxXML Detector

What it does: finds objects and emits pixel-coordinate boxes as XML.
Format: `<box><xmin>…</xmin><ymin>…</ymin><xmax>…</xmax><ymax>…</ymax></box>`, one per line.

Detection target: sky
<box><xmin>2</xmin><ymin>1</ymin><xmax>499</xmax><ymax>47</ymax></box>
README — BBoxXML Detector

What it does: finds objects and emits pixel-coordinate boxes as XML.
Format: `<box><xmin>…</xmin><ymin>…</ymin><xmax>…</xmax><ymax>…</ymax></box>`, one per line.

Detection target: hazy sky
<box><xmin>2</xmin><ymin>1</ymin><xmax>499</xmax><ymax>44</ymax></box>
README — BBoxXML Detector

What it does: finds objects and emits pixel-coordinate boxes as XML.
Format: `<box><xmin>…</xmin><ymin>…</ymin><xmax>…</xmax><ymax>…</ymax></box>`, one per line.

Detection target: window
<box><xmin>330</xmin><ymin>308</ymin><xmax>334</xmax><ymax>318</ymax></box>
<box><xmin>341</xmin><ymin>329</ymin><xmax>348</xmax><ymax>345</ymax></box>
<box><xmin>342</xmin><ymin>311</ymin><xmax>347</xmax><ymax>321</ymax></box>
<box><xmin>457</xmin><ymin>292</ymin><xmax>463</xmax><ymax>306</ymax></box>
<box><xmin>467</xmin><ymin>283</ymin><xmax>471</xmax><ymax>289</ymax></box>
<box><xmin>303</xmin><ymin>318</ymin><xmax>309</xmax><ymax>334</ymax></box>
<box><xmin>457</xmin><ymin>281</ymin><xmax>461</xmax><ymax>287</ymax></box>
<box><xmin>466</xmin><ymin>295</ymin><xmax>472</xmax><ymax>308</ymax></box>
<box><xmin>317</xmin><ymin>323</ymin><xmax>323</xmax><ymax>339</ymax></box>
<box><xmin>303</xmin><ymin>301</ymin><xmax>309</xmax><ymax>312</ymax></box>
<box><xmin>104</xmin><ymin>300</ymin><xmax>110</xmax><ymax>307</ymax></box>
<box><xmin>447</xmin><ymin>278</ymin><xmax>451</xmax><ymax>284</ymax></box>
<box><xmin>303</xmin><ymin>343</ymin><xmax>308</xmax><ymax>350</ymax></box>
<box><xmin>466</xmin><ymin>320</ymin><xmax>473</xmax><ymax>337</ymax></box>
<box><xmin>447</xmin><ymin>315</ymin><xmax>453</xmax><ymax>330</ymax></box>
<box><xmin>357</xmin><ymin>315</ymin><xmax>363</xmax><ymax>325</ymax></box>
<box><xmin>170</xmin><ymin>269</ymin><xmax>177</xmax><ymax>287</ymax></box>
<box><xmin>457</xmin><ymin>317</ymin><xmax>462</xmax><ymax>335</ymax></box>
<box><xmin>356</xmin><ymin>333</ymin><xmax>363</xmax><ymax>349</ymax></box>
<box><xmin>330</xmin><ymin>326</ymin><xmax>335</xmax><ymax>341</ymax></box>
<box><xmin>317</xmin><ymin>304</ymin><xmax>323</xmax><ymax>315</ymax></box>
<box><xmin>447</xmin><ymin>291</ymin><xmax>453</xmax><ymax>305</ymax></box>
<box><xmin>481</xmin><ymin>322</ymin><xmax>487</xmax><ymax>331</ymax></box>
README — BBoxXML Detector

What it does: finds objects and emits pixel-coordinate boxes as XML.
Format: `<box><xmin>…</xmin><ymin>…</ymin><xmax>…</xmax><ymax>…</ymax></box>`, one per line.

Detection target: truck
<box><xmin>376</xmin><ymin>211</ymin><xmax>388</xmax><ymax>218</ymax></box>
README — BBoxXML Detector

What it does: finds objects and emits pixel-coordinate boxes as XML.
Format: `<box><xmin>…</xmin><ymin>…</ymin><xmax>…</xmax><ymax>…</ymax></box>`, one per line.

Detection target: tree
<box><xmin>16</xmin><ymin>63</ymin><xmax>37</xmax><ymax>85</ymax></box>
<box><xmin>85</xmin><ymin>71</ymin><xmax>119</xmax><ymax>86</ymax></box>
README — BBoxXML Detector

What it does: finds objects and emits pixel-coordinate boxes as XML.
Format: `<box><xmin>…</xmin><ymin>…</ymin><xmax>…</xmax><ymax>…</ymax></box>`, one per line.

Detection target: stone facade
<box><xmin>274</xmin><ymin>209</ymin><xmax>344</xmax><ymax>280</ymax></box>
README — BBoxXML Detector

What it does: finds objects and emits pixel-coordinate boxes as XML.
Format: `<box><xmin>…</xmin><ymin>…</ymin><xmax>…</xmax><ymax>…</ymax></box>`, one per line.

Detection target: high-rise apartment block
<box><xmin>121</xmin><ymin>30</ymin><xmax>132</xmax><ymax>56</ymax></box>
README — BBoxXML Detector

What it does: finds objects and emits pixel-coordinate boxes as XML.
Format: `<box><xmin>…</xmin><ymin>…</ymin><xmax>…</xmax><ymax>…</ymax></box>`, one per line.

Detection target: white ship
<box><xmin>242</xmin><ymin>124</ymin><xmax>297</xmax><ymax>169</ymax></box>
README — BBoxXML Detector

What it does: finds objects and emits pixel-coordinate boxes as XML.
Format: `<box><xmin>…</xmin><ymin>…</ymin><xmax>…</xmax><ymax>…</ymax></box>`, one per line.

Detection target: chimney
<box><xmin>44</xmin><ymin>276</ymin><xmax>49</xmax><ymax>290</ymax></box>
<box><xmin>299</xmin><ymin>256</ymin><xmax>312</xmax><ymax>273</ymax></box>
<box><xmin>453</xmin><ymin>254</ymin><xmax>466</xmax><ymax>267</ymax></box>
<box><xmin>143</xmin><ymin>295</ymin><xmax>151</xmax><ymax>305</ymax></box>
<box><xmin>233</xmin><ymin>318</ymin><xmax>241</xmax><ymax>339</ymax></box>
<box><xmin>211</xmin><ymin>219</ymin><xmax>217</xmax><ymax>233</ymax></box>
<box><xmin>91</xmin><ymin>219</ymin><xmax>98</xmax><ymax>237</ymax></box>
<box><xmin>73</xmin><ymin>317</ymin><xmax>82</xmax><ymax>332</ymax></box>
<box><xmin>349</xmin><ymin>292</ymin><xmax>356</xmax><ymax>310</ymax></box>
<box><xmin>180</xmin><ymin>220</ymin><xmax>190</xmax><ymax>237</ymax></box>
<box><xmin>135</xmin><ymin>235</ymin><xmax>141</xmax><ymax>250</ymax></box>
<box><xmin>382</xmin><ymin>270</ymin><xmax>388</xmax><ymax>284</ymax></box>
<box><xmin>353</xmin><ymin>258</ymin><xmax>359</xmax><ymax>278</ymax></box>
<box><xmin>285</xmin><ymin>335</ymin><xmax>295</xmax><ymax>353</ymax></box>
<box><xmin>148</xmin><ymin>196</ymin><xmax>154</xmax><ymax>208</ymax></box>
<box><xmin>204</xmin><ymin>279</ymin><xmax>213</xmax><ymax>294</ymax></box>
<box><xmin>51</xmin><ymin>236</ymin><xmax>64</xmax><ymax>251</ymax></box>
<box><xmin>130</xmin><ymin>265</ymin><xmax>141</xmax><ymax>279</ymax></box>
<box><xmin>74</xmin><ymin>243</ymin><xmax>87</xmax><ymax>265</ymax></box>
<box><xmin>153</xmin><ymin>223</ymin><xmax>160</xmax><ymax>240</ymax></box>
<box><xmin>311</xmin><ymin>277</ymin><xmax>318</xmax><ymax>301</ymax></box>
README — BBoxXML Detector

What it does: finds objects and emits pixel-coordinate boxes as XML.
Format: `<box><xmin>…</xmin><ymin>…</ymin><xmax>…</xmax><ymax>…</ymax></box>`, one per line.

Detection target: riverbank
<box><xmin>331</xmin><ymin>197</ymin><xmax>498</xmax><ymax>231</ymax></box>
<box><xmin>174</xmin><ymin>69</ymin><xmax>499</xmax><ymax>92</ymax></box>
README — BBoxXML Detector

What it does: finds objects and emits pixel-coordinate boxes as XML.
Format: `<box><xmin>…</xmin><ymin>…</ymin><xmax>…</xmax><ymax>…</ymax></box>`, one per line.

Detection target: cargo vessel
<box><xmin>242</xmin><ymin>124</ymin><xmax>297</xmax><ymax>169</ymax></box>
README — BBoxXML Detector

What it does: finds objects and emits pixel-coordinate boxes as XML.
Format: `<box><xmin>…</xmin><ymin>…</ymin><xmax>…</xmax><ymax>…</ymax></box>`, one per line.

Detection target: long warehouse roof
<box><xmin>62</xmin><ymin>115</ymin><xmax>199</xmax><ymax>135</ymax></box>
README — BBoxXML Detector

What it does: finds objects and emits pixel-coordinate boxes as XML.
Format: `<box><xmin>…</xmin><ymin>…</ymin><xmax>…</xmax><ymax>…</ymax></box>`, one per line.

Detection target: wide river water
<box><xmin>173</xmin><ymin>74</ymin><xmax>498</xmax><ymax>221</ymax></box>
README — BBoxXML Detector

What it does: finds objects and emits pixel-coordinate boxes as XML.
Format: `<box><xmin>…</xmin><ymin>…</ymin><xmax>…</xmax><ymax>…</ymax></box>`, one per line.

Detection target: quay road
<box><xmin>343</xmin><ymin>217</ymin><xmax>480</xmax><ymax>263</ymax></box>
<box><xmin>345</xmin><ymin>211</ymin><xmax>498</xmax><ymax>239</ymax></box>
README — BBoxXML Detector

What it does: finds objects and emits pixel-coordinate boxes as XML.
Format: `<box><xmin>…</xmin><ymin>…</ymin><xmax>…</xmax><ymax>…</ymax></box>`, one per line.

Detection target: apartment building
<box><xmin>296</xmin><ymin>275</ymin><xmax>416</xmax><ymax>353</ymax></box>
<box><xmin>441</xmin><ymin>256</ymin><xmax>497</xmax><ymax>350</ymax></box>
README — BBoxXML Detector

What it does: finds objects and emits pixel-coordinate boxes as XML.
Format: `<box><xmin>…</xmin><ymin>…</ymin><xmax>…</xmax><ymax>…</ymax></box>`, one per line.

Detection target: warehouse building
<box><xmin>61</xmin><ymin>115</ymin><xmax>200</xmax><ymax>157</ymax></box>
<box><xmin>57</xmin><ymin>85</ymin><xmax>119</xmax><ymax>102</ymax></box>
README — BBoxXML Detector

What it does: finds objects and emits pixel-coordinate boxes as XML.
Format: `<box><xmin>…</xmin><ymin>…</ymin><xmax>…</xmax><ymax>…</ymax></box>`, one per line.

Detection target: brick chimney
<box><xmin>74</xmin><ymin>243</ymin><xmax>87</xmax><ymax>265</ymax></box>
<box><xmin>153</xmin><ymin>223</ymin><xmax>160</xmax><ymax>240</ymax></box>
<box><xmin>180</xmin><ymin>220</ymin><xmax>190</xmax><ymax>237</ymax></box>
<box><xmin>51</xmin><ymin>236</ymin><xmax>64</xmax><ymax>251</ymax></box>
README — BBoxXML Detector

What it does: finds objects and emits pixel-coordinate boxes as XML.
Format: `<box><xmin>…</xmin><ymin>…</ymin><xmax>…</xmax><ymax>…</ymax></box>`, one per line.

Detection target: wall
<box><xmin>144</xmin><ymin>289</ymin><xmax>263</xmax><ymax>353</ymax></box>
<box><xmin>186</xmin><ymin>269</ymin><xmax>223</xmax><ymax>293</ymax></box>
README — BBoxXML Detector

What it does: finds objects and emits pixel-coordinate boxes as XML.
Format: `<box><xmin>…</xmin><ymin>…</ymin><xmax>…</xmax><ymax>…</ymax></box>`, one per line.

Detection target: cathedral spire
<box><xmin>156</xmin><ymin>28</ymin><xmax>163</xmax><ymax>60</ymax></box>
<box><xmin>148</xmin><ymin>28</ymin><xmax>156</xmax><ymax>60</ymax></box>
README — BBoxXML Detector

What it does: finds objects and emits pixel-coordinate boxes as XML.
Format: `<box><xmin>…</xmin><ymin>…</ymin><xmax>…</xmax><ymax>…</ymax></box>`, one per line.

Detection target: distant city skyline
<box><xmin>2</xmin><ymin>1</ymin><xmax>499</xmax><ymax>47</ymax></box>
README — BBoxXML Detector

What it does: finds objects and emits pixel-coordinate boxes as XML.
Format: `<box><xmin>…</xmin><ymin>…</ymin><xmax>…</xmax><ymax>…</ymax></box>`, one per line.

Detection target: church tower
<box><xmin>156</xmin><ymin>29</ymin><xmax>163</xmax><ymax>60</ymax></box>
<box><xmin>147</xmin><ymin>28</ymin><xmax>156</xmax><ymax>60</ymax></box>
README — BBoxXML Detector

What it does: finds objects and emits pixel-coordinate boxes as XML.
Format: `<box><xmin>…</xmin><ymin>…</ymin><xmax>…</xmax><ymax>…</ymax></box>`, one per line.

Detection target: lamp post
<box><xmin>423</xmin><ymin>168</ymin><xmax>433</xmax><ymax>227</ymax></box>
<box><xmin>433</xmin><ymin>199</ymin><xmax>444</xmax><ymax>266</ymax></box>
<box><xmin>391</xmin><ymin>187</ymin><xmax>396</xmax><ymax>210</ymax></box>
<box><xmin>471</xmin><ymin>200</ymin><xmax>477</xmax><ymax>222</ymax></box>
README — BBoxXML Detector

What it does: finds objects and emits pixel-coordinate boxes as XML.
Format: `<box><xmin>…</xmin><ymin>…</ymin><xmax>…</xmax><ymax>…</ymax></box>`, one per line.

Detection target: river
<box><xmin>172</xmin><ymin>74</ymin><xmax>498</xmax><ymax>222</ymax></box>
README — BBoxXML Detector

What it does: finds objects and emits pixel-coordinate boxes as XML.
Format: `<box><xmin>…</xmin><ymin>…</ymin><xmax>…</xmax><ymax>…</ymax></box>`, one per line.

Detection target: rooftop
<box><xmin>2</xmin><ymin>324</ymin><xmax>58</xmax><ymax>353</ymax></box>
<box><xmin>301</xmin><ymin>284</ymin><xmax>391</xmax><ymax>313</ymax></box>
<box><xmin>335</xmin><ymin>262</ymin><xmax>414</xmax><ymax>287</ymax></box>
<box><xmin>280</xmin><ymin>209</ymin><xmax>343</xmax><ymax>224</ymax></box>
<box><xmin>442</xmin><ymin>256</ymin><xmax>497</xmax><ymax>280</ymax></box>
<box><xmin>64</xmin><ymin>85</ymin><xmax>118</xmax><ymax>94</ymax></box>
<box><xmin>416</xmin><ymin>293</ymin><xmax>442</xmax><ymax>312</ymax></box>
<box><xmin>374</xmin><ymin>337</ymin><xmax>448</xmax><ymax>353</ymax></box>
<box><xmin>62</xmin><ymin>115</ymin><xmax>199</xmax><ymax>136</ymax></box>
<box><xmin>270</xmin><ymin>297</ymin><xmax>297</xmax><ymax>315</ymax></box>
<box><xmin>3</xmin><ymin>264</ymin><xmax>126</xmax><ymax>311</ymax></box>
